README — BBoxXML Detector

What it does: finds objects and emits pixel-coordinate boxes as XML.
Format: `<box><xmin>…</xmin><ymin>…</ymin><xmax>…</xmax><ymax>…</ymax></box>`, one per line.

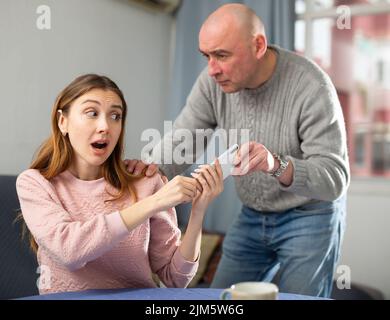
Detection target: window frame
<box><xmin>297</xmin><ymin>0</ymin><xmax>390</xmax><ymax>60</ymax></box>
<box><xmin>296</xmin><ymin>0</ymin><xmax>390</xmax><ymax>189</ymax></box>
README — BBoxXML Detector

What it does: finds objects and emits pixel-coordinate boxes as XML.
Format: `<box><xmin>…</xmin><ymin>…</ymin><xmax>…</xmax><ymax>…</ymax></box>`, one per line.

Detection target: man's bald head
<box><xmin>199</xmin><ymin>4</ymin><xmax>271</xmax><ymax>93</ymax></box>
<box><xmin>200</xmin><ymin>3</ymin><xmax>265</xmax><ymax>41</ymax></box>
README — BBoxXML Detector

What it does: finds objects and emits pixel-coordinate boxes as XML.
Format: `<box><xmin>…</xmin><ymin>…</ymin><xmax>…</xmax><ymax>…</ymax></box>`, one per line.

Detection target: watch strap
<box><xmin>270</xmin><ymin>154</ymin><xmax>289</xmax><ymax>178</ymax></box>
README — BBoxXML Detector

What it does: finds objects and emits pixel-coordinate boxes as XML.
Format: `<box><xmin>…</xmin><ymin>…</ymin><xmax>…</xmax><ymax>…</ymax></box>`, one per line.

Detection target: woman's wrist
<box><xmin>119</xmin><ymin>196</ymin><xmax>159</xmax><ymax>231</ymax></box>
<box><xmin>190</xmin><ymin>206</ymin><xmax>207</xmax><ymax>222</ymax></box>
<box><xmin>192</xmin><ymin>198</ymin><xmax>213</xmax><ymax>214</ymax></box>
<box><xmin>148</xmin><ymin>193</ymin><xmax>167</xmax><ymax>213</ymax></box>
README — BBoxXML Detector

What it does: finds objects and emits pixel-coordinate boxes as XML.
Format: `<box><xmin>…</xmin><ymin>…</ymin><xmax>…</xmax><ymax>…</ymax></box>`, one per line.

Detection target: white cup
<box><xmin>220</xmin><ymin>282</ymin><xmax>279</xmax><ymax>300</ymax></box>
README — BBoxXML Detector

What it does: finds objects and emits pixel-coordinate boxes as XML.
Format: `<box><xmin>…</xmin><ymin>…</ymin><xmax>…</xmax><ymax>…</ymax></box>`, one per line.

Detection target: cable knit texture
<box><xmin>16</xmin><ymin>169</ymin><xmax>198</xmax><ymax>294</ymax></box>
<box><xmin>158</xmin><ymin>45</ymin><xmax>350</xmax><ymax>211</ymax></box>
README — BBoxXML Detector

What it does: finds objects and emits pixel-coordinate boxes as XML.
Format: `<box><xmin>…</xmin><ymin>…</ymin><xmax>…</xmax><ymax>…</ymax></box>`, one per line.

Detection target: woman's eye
<box><xmin>111</xmin><ymin>113</ymin><xmax>122</xmax><ymax>121</ymax></box>
<box><xmin>86</xmin><ymin>111</ymin><xmax>98</xmax><ymax>118</ymax></box>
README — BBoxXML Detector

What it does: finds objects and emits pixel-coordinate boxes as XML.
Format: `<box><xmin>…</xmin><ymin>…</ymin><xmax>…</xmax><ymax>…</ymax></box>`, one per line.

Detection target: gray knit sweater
<box><xmin>157</xmin><ymin>45</ymin><xmax>350</xmax><ymax>212</ymax></box>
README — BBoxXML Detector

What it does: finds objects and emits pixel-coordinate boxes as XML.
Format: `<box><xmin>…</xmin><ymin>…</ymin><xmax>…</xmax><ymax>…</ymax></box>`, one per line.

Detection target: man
<box><xmin>127</xmin><ymin>3</ymin><xmax>350</xmax><ymax>297</ymax></box>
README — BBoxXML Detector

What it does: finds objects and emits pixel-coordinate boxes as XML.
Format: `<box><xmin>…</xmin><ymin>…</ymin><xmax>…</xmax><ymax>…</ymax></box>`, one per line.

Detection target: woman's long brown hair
<box><xmin>19</xmin><ymin>74</ymin><xmax>141</xmax><ymax>252</ymax></box>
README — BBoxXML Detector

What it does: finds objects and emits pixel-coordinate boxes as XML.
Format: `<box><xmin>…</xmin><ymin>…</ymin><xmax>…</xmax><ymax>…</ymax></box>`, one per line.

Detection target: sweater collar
<box><xmin>60</xmin><ymin>170</ymin><xmax>106</xmax><ymax>190</ymax></box>
<box><xmin>242</xmin><ymin>44</ymin><xmax>282</xmax><ymax>96</ymax></box>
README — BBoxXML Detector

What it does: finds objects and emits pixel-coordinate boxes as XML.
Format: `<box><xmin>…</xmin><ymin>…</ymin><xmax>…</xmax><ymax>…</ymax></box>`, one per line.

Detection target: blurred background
<box><xmin>0</xmin><ymin>0</ymin><xmax>389</xmax><ymax>299</ymax></box>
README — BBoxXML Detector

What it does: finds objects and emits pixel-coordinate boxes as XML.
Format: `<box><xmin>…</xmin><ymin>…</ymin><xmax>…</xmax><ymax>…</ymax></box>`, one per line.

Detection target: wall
<box><xmin>338</xmin><ymin>179</ymin><xmax>390</xmax><ymax>299</ymax></box>
<box><xmin>0</xmin><ymin>0</ymin><xmax>174</xmax><ymax>175</ymax></box>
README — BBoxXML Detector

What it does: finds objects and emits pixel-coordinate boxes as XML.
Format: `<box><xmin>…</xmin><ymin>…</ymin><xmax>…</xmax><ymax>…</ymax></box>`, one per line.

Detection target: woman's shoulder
<box><xmin>17</xmin><ymin>169</ymin><xmax>47</xmax><ymax>185</ymax></box>
<box><xmin>132</xmin><ymin>173</ymin><xmax>165</xmax><ymax>196</ymax></box>
<box><xmin>16</xmin><ymin>169</ymin><xmax>55</xmax><ymax>195</ymax></box>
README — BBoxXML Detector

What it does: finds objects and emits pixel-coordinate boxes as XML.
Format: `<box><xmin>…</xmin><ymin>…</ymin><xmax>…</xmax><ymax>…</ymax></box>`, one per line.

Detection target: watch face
<box><xmin>271</xmin><ymin>155</ymin><xmax>288</xmax><ymax>177</ymax></box>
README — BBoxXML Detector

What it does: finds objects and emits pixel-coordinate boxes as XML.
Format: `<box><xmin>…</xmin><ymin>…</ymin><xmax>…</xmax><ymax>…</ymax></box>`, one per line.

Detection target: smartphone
<box><xmin>211</xmin><ymin>144</ymin><xmax>239</xmax><ymax>180</ymax></box>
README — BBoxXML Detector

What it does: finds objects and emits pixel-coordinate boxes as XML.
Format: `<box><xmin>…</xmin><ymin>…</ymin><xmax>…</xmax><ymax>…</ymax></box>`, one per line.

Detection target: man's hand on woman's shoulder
<box><xmin>124</xmin><ymin>159</ymin><xmax>159</xmax><ymax>177</ymax></box>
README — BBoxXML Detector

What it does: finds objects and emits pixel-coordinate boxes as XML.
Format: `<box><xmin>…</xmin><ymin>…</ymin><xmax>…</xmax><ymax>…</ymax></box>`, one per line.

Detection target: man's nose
<box><xmin>208</xmin><ymin>58</ymin><xmax>221</xmax><ymax>77</ymax></box>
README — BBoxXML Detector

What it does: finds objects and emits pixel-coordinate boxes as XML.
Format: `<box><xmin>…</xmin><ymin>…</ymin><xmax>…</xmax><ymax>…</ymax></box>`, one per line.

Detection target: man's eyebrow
<box><xmin>212</xmin><ymin>49</ymin><xmax>230</xmax><ymax>55</ymax></box>
<box><xmin>82</xmin><ymin>100</ymin><xmax>123</xmax><ymax>110</ymax></box>
<box><xmin>199</xmin><ymin>49</ymin><xmax>231</xmax><ymax>55</ymax></box>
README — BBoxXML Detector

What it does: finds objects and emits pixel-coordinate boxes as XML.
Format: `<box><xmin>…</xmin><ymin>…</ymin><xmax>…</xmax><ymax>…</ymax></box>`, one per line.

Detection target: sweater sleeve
<box><xmin>16</xmin><ymin>170</ymin><xmax>129</xmax><ymax>271</ymax></box>
<box><xmin>280</xmin><ymin>80</ymin><xmax>350</xmax><ymax>201</ymax></box>
<box><xmin>148</xmin><ymin>176</ymin><xmax>198</xmax><ymax>288</ymax></box>
<box><xmin>156</xmin><ymin>69</ymin><xmax>218</xmax><ymax>179</ymax></box>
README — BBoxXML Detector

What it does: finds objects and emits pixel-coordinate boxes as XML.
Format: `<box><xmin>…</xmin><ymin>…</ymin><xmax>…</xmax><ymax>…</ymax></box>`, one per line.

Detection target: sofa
<box><xmin>0</xmin><ymin>175</ymin><xmax>39</xmax><ymax>299</ymax></box>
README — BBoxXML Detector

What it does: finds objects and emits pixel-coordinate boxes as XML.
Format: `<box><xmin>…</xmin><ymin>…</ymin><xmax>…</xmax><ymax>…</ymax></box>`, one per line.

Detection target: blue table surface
<box><xmin>19</xmin><ymin>288</ymin><xmax>328</xmax><ymax>300</ymax></box>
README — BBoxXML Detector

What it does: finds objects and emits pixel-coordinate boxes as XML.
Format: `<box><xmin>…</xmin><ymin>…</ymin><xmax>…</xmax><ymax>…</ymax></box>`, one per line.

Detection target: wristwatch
<box><xmin>270</xmin><ymin>154</ymin><xmax>289</xmax><ymax>178</ymax></box>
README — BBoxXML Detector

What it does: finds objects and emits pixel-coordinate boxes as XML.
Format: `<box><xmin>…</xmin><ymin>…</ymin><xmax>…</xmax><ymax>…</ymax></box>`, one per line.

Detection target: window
<box><xmin>295</xmin><ymin>0</ymin><xmax>390</xmax><ymax>178</ymax></box>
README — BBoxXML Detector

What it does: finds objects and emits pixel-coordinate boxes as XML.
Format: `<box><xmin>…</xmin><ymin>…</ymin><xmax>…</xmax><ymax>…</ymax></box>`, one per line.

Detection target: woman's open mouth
<box><xmin>91</xmin><ymin>142</ymin><xmax>108</xmax><ymax>149</ymax></box>
<box><xmin>91</xmin><ymin>140</ymin><xmax>109</xmax><ymax>155</ymax></box>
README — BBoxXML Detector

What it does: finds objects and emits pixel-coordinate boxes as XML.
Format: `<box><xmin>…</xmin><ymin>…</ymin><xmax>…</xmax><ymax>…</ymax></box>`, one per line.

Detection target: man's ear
<box><xmin>57</xmin><ymin>110</ymin><xmax>68</xmax><ymax>136</ymax></box>
<box><xmin>254</xmin><ymin>34</ymin><xmax>267</xmax><ymax>59</ymax></box>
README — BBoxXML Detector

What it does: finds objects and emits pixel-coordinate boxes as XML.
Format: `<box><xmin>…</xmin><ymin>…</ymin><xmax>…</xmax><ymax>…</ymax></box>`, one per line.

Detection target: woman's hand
<box><xmin>151</xmin><ymin>175</ymin><xmax>198</xmax><ymax>212</ymax></box>
<box><xmin>190</xmin><ymin>159</ymin><xmax>224</xmax><ymax>214</ymax></box>
<box><xmin>178</xmin><ymin>161</ymin><xmax>223</xmax><ymax>262</ymax></box>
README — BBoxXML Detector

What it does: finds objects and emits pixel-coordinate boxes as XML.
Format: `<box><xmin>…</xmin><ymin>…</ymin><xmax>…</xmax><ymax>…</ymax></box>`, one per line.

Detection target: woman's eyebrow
<box><xmin>82</xmin><ymin>99</ymin><xmax>101</xmax><ymax>105</ymax></box>
<box><xmin>81</xmin><ymin>100</ymin><xmax>122</xmax><ymax>110</ymax></box>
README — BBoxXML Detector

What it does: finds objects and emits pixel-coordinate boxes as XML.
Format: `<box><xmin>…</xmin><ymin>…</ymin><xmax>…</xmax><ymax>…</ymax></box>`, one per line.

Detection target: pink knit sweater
<box><xmin>16</xmin><ymin>169</ymin><xmax>198</xmax><ymax>294</ymax></box>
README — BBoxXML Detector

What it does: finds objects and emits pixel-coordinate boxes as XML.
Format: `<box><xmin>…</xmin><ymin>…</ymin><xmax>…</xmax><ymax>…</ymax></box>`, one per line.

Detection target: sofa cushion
<box><xmin>0</xmin><ymin>175</ymin><xmax>39</xmax><ymax>299</ymax></box>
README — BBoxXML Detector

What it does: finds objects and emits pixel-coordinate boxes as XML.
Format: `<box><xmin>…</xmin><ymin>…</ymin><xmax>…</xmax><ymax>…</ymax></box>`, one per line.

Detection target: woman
<box><xmin>16</xmin><ymin>74</ymin><xmax>223</xmax><ymax>294</ymax></box>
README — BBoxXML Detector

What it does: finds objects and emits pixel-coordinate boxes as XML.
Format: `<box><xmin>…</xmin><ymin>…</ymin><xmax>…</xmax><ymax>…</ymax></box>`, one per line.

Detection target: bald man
<box><xmin>127</xmin><ymin>4</ymin><xmax>349</xmax><ymax>298</ymax></box>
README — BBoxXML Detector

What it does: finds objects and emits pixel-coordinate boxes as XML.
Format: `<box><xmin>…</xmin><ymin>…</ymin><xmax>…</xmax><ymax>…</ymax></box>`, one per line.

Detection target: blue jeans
<box><xmin>210</xmin><ymin>197</ymin><xmax>346</xmax><ymax>298</ymax></box>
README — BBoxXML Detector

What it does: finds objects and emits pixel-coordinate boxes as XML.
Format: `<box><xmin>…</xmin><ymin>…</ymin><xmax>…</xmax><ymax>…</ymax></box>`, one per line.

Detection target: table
<box><xmin>19</xmin><ymin>288</ymin><xmax>328</xmax><ymax>300</ymax></box>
